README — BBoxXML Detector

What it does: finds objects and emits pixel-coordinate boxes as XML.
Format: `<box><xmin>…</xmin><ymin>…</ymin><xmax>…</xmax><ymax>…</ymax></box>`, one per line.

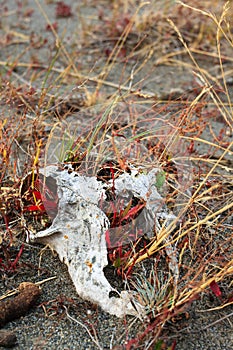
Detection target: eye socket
<box><xmin>97</xmin><ymin>160</ymin><xmax>132</xmax><ymax>183</ymax></box>
<box><xmin>109</xmin><ymin>290</ymin><xmax>120</xmax><ymax>298</ymax></box>
<box><xmin>96</xmin><ymin>160</ymin><xmax>123</xmax><ymax>183</ymax></box>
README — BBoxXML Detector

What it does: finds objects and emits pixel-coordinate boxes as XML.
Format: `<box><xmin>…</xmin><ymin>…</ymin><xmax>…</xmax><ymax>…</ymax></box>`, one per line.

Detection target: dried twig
<box><xmin>63</xmin><ymin>305</ymin><xmax>103</xmax><ymax>350</ymax></box>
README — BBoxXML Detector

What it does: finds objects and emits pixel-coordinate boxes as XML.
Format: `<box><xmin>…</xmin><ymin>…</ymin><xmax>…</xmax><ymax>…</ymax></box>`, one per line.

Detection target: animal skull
<box><xmin>29</xmin><ymin>164</ymin><xmax>177</xmax><ymax>318</ymax></box>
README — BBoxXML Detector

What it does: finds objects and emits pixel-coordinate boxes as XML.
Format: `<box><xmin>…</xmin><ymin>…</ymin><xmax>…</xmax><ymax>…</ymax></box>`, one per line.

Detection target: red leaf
<box><xmin>105</xmin><ymin>230</ymin><xmax>111</xmax><ymax>249</ymax></box>
<box><xmin>122</xmin><ymin>202</ymin><xmax>145</xmax><ymax>221</ymax></box>
<box><xmin>56</xmin><ymin>2</ymin><xmax>72</xmax><ymax>18</ymax></box>
<box><xmin>32</xmin><ymin>190</ymin><xmax>43</xmax><ymax>200</ymax></box>
<box><xmin>23</xmin><ymin>204</ymin><xmax>45</xmax><ymax>212</ymax></box>
<box><xmin>210</xmin><ymin>280</ymin><xmax>222</xmax><ymax>297</ymax></box>
<box><xmin>171</xmin><ymin>340</ymin><xmax>177</xmax><ymax>350</ymax></box>
<box><xmin>46</xmin><ymin>22</ymin><xmax>58</xmax><ymax>31</ymax></box>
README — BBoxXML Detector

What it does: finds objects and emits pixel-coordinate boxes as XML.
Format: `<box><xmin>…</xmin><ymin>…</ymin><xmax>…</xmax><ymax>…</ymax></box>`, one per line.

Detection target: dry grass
<box><xmin>0</xmin><ymin>0</ymin><xmax>232</xmax><ymax>348</ymax></box>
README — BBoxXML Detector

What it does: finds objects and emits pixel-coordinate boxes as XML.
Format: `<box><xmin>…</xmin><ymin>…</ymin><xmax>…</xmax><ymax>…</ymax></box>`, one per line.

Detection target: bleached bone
<box><xmin>29</xmin><ymin>165</ymin><xmax>178</xmax><ymax>318</ymax></box>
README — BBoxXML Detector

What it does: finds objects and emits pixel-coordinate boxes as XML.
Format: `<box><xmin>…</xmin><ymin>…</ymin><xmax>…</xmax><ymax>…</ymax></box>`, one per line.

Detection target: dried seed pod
<box><xmin>0</xmin><ymin>282</ymin><xmax>41</xmax><ymax>327</ymax></box>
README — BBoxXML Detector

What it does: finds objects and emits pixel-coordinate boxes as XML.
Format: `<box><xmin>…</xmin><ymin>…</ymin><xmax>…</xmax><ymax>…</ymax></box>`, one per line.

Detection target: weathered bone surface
<box><xmin>29</xmin><ymin>165</ymin><xmax>177</xmax><ymax>318</ymax></box>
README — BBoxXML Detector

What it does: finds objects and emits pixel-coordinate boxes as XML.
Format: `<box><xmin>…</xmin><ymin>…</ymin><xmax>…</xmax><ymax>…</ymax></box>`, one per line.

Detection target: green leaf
<box><xmin>154</xmin><ymin>339</ymin><xmax>163</xmax><ymax>350</ymax></box>
<box><xmin>113</xmin><ymin>256</ymin><xmax>122</xmax><ymax>268</ymax></box>
<box><xmin>155</xmin><ymin>170</ymin><xmax>166</xmax><ymax>190</ymax></box>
